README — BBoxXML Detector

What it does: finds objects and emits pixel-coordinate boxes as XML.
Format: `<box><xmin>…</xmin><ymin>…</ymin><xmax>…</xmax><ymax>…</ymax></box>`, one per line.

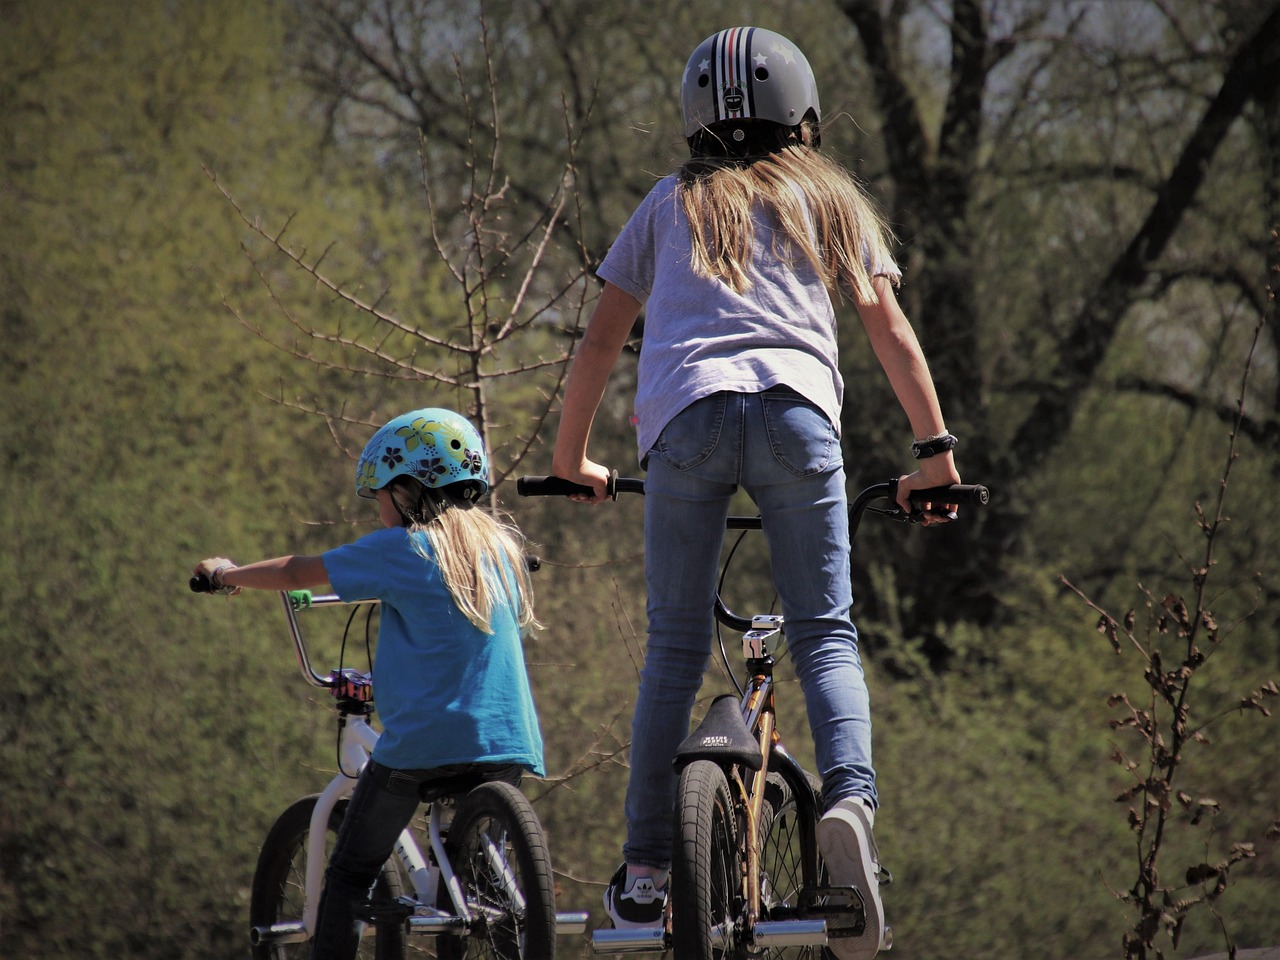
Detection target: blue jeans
<box><xmin>624</xmin><ymin>388</ymin><xmax>876</xmax><ymax>869</ymax></box>
<box><xmin>312</xmin><ymin>760</ymin><xmax>523</xmax><ymax>960</ymax></box>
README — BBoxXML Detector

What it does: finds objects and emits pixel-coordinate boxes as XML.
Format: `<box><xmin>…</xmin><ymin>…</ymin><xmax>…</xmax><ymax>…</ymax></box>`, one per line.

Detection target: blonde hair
<box><xmin>388</xmin><ymin>479</ymin><xmax>538</xmax><ymax>634</ymax></box>
<box><xmin>678</xmin><ymin>131</ymin><xmax>896</xmax><ymax>303</ymax></box>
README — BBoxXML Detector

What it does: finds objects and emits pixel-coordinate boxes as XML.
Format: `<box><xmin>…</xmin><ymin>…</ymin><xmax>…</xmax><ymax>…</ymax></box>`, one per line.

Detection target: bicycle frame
<box><xmin>730</xmin><ymin>617</ymin><xmax>832</xmax><ymax>951</ymax></box>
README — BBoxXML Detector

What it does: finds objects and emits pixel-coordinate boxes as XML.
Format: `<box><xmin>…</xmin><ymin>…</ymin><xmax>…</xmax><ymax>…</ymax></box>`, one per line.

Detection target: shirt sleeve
<box><xmin>322</xmin><ymin>529</ymin><xmax>395</xmax><ymax>602</ymax></box>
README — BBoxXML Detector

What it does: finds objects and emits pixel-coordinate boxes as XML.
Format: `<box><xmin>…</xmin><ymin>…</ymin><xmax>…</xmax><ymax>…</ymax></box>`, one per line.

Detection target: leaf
<box><xmin>1239</xmin><ymin>696</ymin><xmax>1273</xmax><ymax>717</ymax></box>
<box><xmin>1229</xmin><ymin>841</ymin><xmax>1256</xmax><ymax>859</ymax></box>
<box><xmin>1185</xmin><ymin>862</ymin><xmax>1219</xmax><ymax>884</ymax></box>
<box><xmin>1098</xmin><ymin>615</ymin><xmax>1121</xmax><ymax>652</ymax></box>
<box><xmin>1161</xmin><ymin>594</ymin><xmax>1190</xmax><ymax>627</ymax></box>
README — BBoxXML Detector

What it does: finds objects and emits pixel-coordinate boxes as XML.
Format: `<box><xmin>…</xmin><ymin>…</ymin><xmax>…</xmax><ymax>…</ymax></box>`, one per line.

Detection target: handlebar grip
<box><xmin>516</xmin><ymin>472</ymin><xmax>618</xmax><ymax>500</ymax></box>
<box><xmin>906</xmin><ymin>483</ymin><xmax>990</xmax><ymax>506</ymax></box>
<box><xmin>190</xmin><ymin>573</ymin><xmax>213</xmax><ymax>593</ymax></box>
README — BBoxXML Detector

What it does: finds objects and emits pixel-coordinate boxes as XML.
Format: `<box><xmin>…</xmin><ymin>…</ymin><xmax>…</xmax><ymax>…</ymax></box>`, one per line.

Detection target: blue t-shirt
<box><xmin>322</xmin><ymin>527</ymin><xmax>545</xmax><ymax>775</ymax></box>
<box><xmin>597</xmin><ymin>174</ymin><xmax>899</xmax><ymax>462</ymax></box>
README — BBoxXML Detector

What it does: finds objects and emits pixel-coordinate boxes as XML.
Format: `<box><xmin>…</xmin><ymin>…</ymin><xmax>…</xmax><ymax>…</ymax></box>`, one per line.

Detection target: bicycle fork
<box><xmin>591</xmin><ymin>616</ymin><xmax>828</xmax><ymax>954</ymax></box>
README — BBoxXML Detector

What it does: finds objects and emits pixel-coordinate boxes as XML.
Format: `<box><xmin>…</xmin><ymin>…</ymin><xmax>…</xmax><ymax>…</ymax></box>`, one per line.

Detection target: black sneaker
<box><xmin>602</xmin><ymin>864</ymin><xmax>665</xmax><ymax>929</ymax></box>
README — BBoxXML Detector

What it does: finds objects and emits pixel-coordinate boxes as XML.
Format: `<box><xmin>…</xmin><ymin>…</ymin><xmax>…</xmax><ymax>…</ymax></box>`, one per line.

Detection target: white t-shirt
<box><xmin>597</xmin><ymin>174</ymin><xmax>898</xmax><ymax>461</ymax></box>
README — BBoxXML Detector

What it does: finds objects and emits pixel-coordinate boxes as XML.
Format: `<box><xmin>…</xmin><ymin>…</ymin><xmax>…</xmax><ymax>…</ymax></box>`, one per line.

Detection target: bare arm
<box><xmin>194</xmin><ymin>555</ymin><xmax>330</xmax><ymax>595</ymax></box>
<box><xmin>855</xmin><ymin>276</ymin><xmax>961</xmax><ymax>517</ymax></box>
<box><xmin>552</xmin><ymin>282</ymin><xmax>643</xmax><ymax>502</ymax></box>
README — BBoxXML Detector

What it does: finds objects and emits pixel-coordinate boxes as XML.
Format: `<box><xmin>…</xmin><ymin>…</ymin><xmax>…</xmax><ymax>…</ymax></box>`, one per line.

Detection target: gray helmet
<box><xmin>681</xmin><ymin>27</ymin><xmax>820</xmax><ymax>140</ymax></box>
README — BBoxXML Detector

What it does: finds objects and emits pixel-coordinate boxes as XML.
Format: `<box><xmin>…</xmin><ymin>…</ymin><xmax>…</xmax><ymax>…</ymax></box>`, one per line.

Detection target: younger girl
<box><xmin>552</xmin><ymin>27</ymin><xmax>961</xmax><ymax>960</ymax></box>
<box><xmin>194</xmin><ymin>407</ymin><xmax>543</xmax><ymax>960</ymax></box>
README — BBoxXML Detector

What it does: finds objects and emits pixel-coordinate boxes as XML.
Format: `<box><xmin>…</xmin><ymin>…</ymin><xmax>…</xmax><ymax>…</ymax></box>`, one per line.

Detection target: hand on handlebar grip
<box><xmin>190</xmin><ymin>557</ymin><xmax>239</xmax><ymax>596</ymax></box>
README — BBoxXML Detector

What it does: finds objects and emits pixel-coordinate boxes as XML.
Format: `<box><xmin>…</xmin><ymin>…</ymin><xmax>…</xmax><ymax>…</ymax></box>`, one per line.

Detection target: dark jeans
<box><xmin>311</xmin><ymin>759</ymin><xmax>523</xmax><ymax>960</ymax></box>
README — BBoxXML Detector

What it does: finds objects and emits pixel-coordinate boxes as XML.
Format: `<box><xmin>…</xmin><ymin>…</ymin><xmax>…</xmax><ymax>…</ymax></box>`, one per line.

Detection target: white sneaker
<box><xmin>602</xmin><ymin>864</ymin><xmax>666</xmax><ymax>930</ymax></box>
<box><xmin>817</xmin><ymin>798</ymin><xmax>885</xmax><ymax>960</ymax></box>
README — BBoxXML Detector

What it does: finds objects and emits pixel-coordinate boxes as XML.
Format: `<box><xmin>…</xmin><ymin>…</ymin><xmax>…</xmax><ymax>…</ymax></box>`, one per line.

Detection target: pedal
<box><xmin>354</xmin><ymin>895</ymin><xmax>417</xmax><ymax>926</ymax></box>
<box><xmin>803</xmin><ymin>885</ymin><xmax>866</xmax><ymax>936</ymax></box>
<box><xmin>591</xmin><ymin>926</ymin><xmax>667</xmax><ymax>953</ymax></box>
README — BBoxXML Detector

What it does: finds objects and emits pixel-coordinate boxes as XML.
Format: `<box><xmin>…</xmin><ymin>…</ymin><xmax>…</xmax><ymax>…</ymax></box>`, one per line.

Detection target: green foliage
<box><xmin>1068</xmin><ymin>328</ymin><xmax>1280</xmax><ymax>959</ymax></box>
<box><xmin>3</xmin><ymin>2</ymin><xmax>1279</xmax><ymax>959</ymax></box>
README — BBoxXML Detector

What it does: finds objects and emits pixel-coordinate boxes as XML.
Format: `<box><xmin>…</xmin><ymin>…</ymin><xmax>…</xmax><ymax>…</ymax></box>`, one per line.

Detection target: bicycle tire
<box><xmin>249</xmin><ymin>794</ymin><xmax>408</xmax><ymax>960</ymax></box>
<box><xmin>436</xmin><ymin>781</ymin><xmax>557</xmax><ymax>960</ymax></box>
<box><xmin>671</xmin><ymin>760</ymin><xmax>742</xmax><ymax>960</ymax></box>
<box><xmin>759</xmin><ymin>771</ymin><xmax>831</xmax><ymax>959</ymax></box>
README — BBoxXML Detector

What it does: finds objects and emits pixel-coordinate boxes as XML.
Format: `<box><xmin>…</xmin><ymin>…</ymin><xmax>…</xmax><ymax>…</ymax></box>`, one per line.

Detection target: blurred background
<box><xmin>2</xmin><ymin>1</ymin><xmax>1277</xmax><ymax>957</ymax></box>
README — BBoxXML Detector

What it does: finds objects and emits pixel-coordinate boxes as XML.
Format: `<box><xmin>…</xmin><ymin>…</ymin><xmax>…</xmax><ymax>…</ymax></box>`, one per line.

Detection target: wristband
<box><xmin>211</xmin><ymin>563</ymin><xmax>237</xmax><ymax>595</ymax></box>
<box><xmin>910</xmin><ymin>432</ymin><xmax>957</xmax><ymax>460</ymax></box>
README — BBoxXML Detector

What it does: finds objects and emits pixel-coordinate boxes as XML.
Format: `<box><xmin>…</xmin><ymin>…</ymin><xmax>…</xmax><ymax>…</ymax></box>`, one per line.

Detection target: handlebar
<box><xmin>189</xmin><ymin>572</ymin><xmax>217</xmax><ymax>593</ymax></box>
<box><xmin>517</xmin><ymin>474</ymin><xmax>988</xmax><ymax>518</ymax></box>
<box><xmin>190</xmin><ymin>572</ymin><xmax>378</xmax><ymax>690</ymax></box>
<box><xmin>516</xmin><ymin>472</ymin><xmax>646</xmax><ymax>500</ymax></box>
<box><xmin>516</xmin><ymin>474</ymin><xmax>992</xmax><ymax>633</ymax></box>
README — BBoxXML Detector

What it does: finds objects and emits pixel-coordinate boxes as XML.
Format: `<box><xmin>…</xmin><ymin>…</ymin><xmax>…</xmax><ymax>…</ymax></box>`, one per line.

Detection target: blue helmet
<box><xmin>355</xmin><ymin>408</ymin><xmax>489</xmax><ymax>501</ymax></box>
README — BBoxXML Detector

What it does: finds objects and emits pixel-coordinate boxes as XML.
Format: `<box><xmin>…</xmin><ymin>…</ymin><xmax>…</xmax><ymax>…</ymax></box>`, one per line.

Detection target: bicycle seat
<box><xmin>673</xmin><ymin>694</ymin><xmax>763</xmax><ymax>772</ymax></box>
<box><xmin>417</xmin><ymin>764</ymin><xmax>523</xmax><ymax>803</ymax></box>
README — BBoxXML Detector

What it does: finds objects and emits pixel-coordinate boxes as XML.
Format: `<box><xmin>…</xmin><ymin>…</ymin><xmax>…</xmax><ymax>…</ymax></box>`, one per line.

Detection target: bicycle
<box><xmin>189</xmin><ymin>577</ymin><xmax>589</xmax><ymax>959</ymax></box>
<box><xmin>515</xmin><ymin>474</ymin><xmax>989</xmax><ymax>957</ymax></box>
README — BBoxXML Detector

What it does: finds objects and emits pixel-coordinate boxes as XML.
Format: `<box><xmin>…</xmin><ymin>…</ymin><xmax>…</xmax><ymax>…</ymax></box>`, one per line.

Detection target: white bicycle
<box><xmin>191</xmin><ymin>582</ymin><xmax>587</xmax><ymax>959</ymax></box>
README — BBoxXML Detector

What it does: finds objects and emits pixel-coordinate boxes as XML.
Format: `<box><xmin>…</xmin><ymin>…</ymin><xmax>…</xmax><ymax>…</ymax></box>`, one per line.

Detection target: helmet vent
<box><xmin>755</xmin><ymin>67</ymin><xmax>769</xmax><ymax>81</ymax></box>
<box><xmin>698</xmin><ymin>74</ymin><xmax>710</xmax><ymax>88</ymax></box>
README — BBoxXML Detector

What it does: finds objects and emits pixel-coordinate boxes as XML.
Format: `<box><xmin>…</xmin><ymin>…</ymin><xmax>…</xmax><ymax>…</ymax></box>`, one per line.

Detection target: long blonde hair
<box><xmin>388</xmin><ymin>478</ymin><xmax>538</xmax><ymax>634</ymax></box>
<box><xmin>678</xmin><ymin>126</ymin><xmax>896</xmax><ymax>303</ymax></box>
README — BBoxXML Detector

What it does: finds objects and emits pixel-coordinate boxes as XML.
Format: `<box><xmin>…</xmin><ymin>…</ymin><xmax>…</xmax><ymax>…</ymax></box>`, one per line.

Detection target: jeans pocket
<box><xmin>760</xmin><ymin>390</ymin><xmax>839</xmax><ymax>477</ymax></box>
<box><xmin>651</xmin><ymin>393</ymin><xmax>728</xmax><ymax>471</ymax></box>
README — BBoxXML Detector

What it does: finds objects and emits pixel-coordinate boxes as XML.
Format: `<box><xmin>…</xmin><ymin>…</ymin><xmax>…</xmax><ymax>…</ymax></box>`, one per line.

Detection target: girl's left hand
<box><xmin>193</xmin><ymin>557</ymin><xmax>239</xmax><ymax>595</ymax></box>
<box><xmin>896</xmin><ymin>457</ymin><xmax>961</xmax><ymax>526</ymax></box>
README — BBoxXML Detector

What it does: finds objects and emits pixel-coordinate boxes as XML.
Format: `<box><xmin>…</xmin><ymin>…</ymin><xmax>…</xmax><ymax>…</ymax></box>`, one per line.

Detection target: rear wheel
<box><xmin>249</xmin><ymin>795</ymin><xmax>407</xmax><ymax>960</ymax></box>
<box><xmin>436</xmin><ymin>781</ymin><xmax>557</xmax><ymax>959</ymax></box>
<box><xmin>671</xmin><ymin>760</ymin><xmax>741</xmax><ymax>960</ymax></box>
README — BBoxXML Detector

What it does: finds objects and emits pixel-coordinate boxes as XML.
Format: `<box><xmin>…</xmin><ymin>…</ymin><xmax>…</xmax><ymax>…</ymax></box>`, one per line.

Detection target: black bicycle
<box><xmin>517</xmin><ymin>475</ymin><xmax>989</xmax><ymax>958</ymax></box>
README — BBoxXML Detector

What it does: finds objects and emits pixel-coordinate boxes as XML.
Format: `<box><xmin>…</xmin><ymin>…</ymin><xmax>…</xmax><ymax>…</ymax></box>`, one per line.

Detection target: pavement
<box><xmin>1191</xmin><ymin>951</ymin><xmax>1280</xmax><ymax>960</ymax></box>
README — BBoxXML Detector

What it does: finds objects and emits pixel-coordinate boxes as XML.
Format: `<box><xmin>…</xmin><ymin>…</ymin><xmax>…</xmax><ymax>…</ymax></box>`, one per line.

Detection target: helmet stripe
<box><xmin>713</xmin><ymin>29</ymin><xmax>728</xmax><ymax>123</ymax></box>
<box><xmin>715</xmin><ymin>26</ymin><xmax>756</xmax><ymax>124</ymax></box>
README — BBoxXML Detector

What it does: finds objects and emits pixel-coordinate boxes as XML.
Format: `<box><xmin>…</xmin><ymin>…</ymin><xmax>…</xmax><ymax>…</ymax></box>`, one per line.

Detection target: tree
<box><xmin>829</xmin><ymin>0</ymin><xmax>1280</xmax><ymax>647</ymax></box>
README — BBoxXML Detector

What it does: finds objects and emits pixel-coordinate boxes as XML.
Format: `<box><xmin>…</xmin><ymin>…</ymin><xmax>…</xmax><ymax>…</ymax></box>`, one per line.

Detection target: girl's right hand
<box><xmin>555</xmin><ymin>458</ymin><xmax>613</xmax><ymax>504</ymax></box>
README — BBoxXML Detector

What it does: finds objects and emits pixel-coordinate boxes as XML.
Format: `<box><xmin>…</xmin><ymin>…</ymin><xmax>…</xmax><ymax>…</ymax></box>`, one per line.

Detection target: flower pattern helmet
<box><xmin>681</xmin><ymin>27</ymin><xmax>820</xmax><ymax>142</ymax></box>
<box><xmin>355</xmin><ymin>408</ymin><xmax>489</xmax><ymax>502</ymax></box>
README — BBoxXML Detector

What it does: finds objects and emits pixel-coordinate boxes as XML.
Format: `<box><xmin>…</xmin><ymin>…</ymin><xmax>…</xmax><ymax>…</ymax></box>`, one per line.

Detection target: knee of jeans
<box><xmin>325</xmin><ymin>855</ymin><xmax>383</xmax><ymax>894</ymax></box>
<box><xmin>787</xmin><ymin>622</ymin><xmax>862</xmax><ymax>668</ymax></box>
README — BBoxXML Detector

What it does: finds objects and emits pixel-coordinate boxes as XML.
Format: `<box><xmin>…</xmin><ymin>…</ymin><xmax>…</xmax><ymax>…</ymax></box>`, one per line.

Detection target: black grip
<box><xmin>516</xmin><ymin>473</ymin><xmax>617</xmax><ymax>500</ymax></box>
<box><xmin>906</xmin><ymin>483</ymin><xmax>989</xmax><ymax>506</ymax></box>
<box><xmin>190</xmin><ymin>573</ymin><xmax>213</xmax><ymax>593</ymax></box>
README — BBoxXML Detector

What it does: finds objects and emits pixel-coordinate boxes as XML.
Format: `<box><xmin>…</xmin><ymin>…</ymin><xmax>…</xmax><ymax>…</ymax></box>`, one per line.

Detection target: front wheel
<box><xmin>436</xmin><ymin>780</ymin><xmax>557</xmax><ymax>959</ymax></box>
<box><xmin>249</xmin><ymin>794</ymin><xmax>407</xmax><ymax>960</ymax></box>
<box><xmin>671</xmin><ymin>760</ymin><xmax>742</xmax><ymax>960</ymax></box>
